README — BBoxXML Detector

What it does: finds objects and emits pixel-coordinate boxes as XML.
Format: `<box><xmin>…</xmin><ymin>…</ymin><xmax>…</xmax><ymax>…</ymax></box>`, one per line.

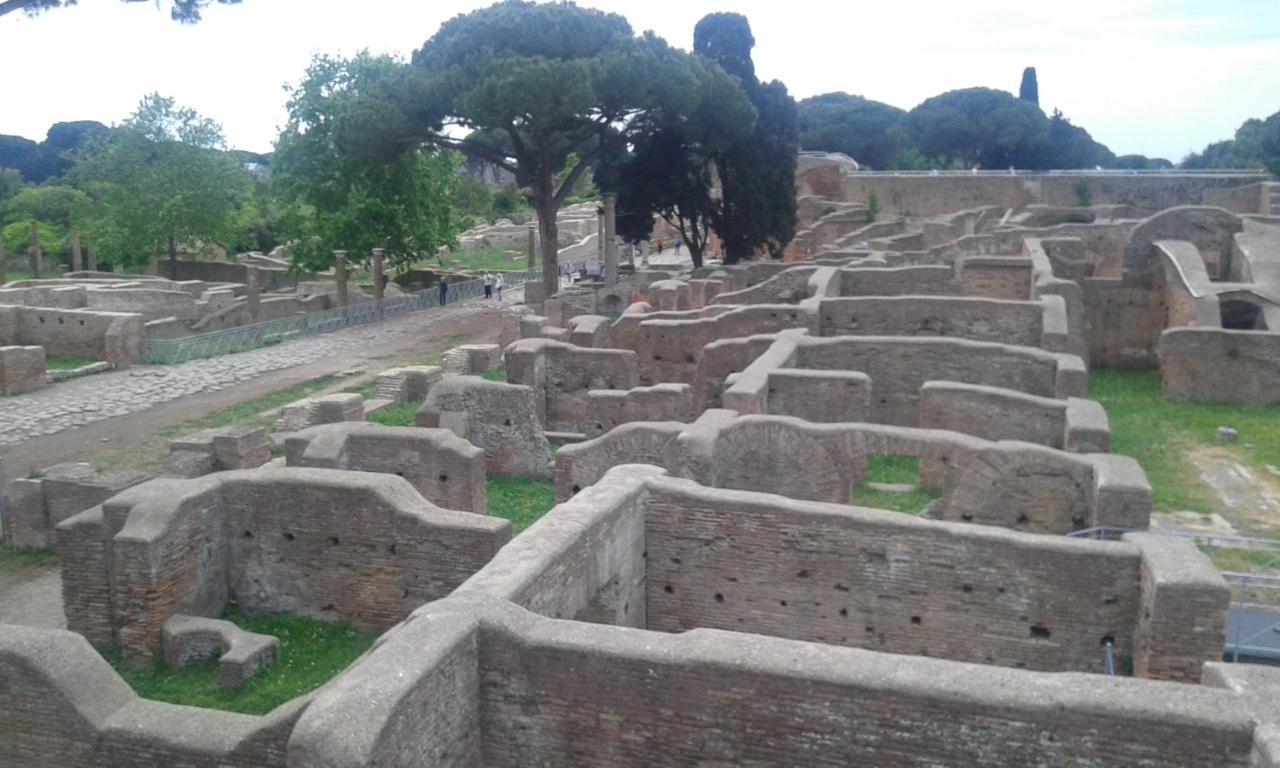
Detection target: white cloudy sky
<box><xmin>1</xmin><ymin>0</ymin><xmax>1278</xmax><ymax>161</ymax></box>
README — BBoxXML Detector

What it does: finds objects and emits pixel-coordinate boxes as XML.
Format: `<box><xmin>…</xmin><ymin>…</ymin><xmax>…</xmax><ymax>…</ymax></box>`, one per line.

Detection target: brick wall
<box><xmin>0</xmin><ymin>305</ymin><xmax>144</xmax><ymax>365</ymax></box>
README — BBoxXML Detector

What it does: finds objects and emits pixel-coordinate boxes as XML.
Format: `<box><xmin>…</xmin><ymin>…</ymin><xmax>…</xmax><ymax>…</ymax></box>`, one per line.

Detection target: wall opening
<box><xmin>1220</xmin><ymin>299</ymin><xmax>1268</xmax><ymax>330</ymax></box>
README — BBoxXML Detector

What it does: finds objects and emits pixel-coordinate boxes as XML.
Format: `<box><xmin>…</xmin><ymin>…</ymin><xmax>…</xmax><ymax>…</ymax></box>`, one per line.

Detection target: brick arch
<box><xmin>712</xmin><ymin>420</ymin><xmax>850</xmax><ymax>503</ymax></box>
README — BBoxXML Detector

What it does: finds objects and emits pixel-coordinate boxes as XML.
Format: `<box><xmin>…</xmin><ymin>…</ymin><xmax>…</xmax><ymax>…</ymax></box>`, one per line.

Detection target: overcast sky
<box><xmin>2</xmin><ymin>0</ymin><xmax>1277</xmax><ymax>162</ymax></box>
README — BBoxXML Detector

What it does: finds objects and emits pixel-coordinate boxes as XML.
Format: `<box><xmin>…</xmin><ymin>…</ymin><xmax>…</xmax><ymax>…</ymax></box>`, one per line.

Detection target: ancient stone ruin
<box><xmin>6</xmin><ymin>168</ymin><xmax>1280</xmax><ymax>766</ymax></box>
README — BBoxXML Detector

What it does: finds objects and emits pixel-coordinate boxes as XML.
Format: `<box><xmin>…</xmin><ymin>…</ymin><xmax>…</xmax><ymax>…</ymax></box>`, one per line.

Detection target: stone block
<box><xmin>161</xmin><ymin>613</ymin><xmax>279</xmax><ymax>690</ymax></box>
<box><xmin>0</xmin><ymin>345</ymin><xmax>46</xmax><ymax>395</ymax></box>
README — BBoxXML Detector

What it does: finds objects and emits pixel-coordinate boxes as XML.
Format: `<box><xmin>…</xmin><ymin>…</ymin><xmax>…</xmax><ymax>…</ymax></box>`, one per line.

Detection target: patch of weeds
<box><xmin>1089</xmin><ymin>369</ymin><xmax>1280</xmax><ymax>514</ymax></box>
<box><xmin>100</xmin><ymin>607</ymin><xmax>379</xmax><ymax>715</ymax></box>
<box><xmin>480</xmin><ymin>365</ymin><xmax>506</xmax><ymax>382</ymax></box>
<box><xmin>0</xmin><ymin>545</ymin><xmax>59</xmax><ymax>570</ymax></box>
<box><xmin>365</xmin><ymin>403</ymin><xmax>418</xmax><ymax>428</ymax></box>
<box><xmin>487</xmin><ymin>476</ymin><xmax>556</xmax><ymax>533</ymax></box>
<box><xmin>44</xmin><ymin>355</ymin><xmax>99</xmax><ymax>371</ymax></box>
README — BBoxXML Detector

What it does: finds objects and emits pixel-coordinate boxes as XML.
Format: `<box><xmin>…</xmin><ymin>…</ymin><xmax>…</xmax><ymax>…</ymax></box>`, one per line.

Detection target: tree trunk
<box><xmin>535</xmin><ymin>170</ymin><xmax>559</xmax><ymax>293</ymax></box>
<box><xmin>168</xmin><ymin>234</ymin><xmax>178</xmax><ymax>280</ymax></box>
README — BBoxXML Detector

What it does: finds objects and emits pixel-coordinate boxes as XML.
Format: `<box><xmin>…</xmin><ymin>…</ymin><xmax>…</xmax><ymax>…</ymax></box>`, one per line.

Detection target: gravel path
<box><xmin>0</xmin><ymin>295</ymin><xmax>519</xmax><ymax>447</ymax></box>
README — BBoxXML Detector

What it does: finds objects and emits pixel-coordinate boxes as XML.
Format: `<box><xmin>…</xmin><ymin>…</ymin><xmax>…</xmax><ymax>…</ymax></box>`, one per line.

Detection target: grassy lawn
<box><xmin>487</xmin><ymin>476</ymin><xmax>556</xmax><ymax>533</ymax></box>
<box><xmin>101</xmin><ymin>608</ymin><xmax>378</xmax><ymax>715</ymax></box>
<box><xmin>44</xmin><ymin>354</ymin><xmax>99</xmax><ymax>371</ymax></box>
<box><xmin>480</xmin><ymin>365</ymin><xmax>507</xmax><ymax>382</ymax></box>
<box><xmin>418</xmin><ymin>244</ymin><xmax>530</xmax><ymax>274</ymax></box>
<box><xmin>1089</xmin><ymin>368</ymin><xmax>1280</xmax><ymax>514</ymax></box>
<box><xmin>849</xmin><ymin>455</ymin><xmax>941</xmax><ymax>515</ymax></box>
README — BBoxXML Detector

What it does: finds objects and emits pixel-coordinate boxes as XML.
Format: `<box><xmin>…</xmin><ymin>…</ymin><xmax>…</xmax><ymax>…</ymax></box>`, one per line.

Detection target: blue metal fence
<box><xmin>143</xmin><ymin>268</ymin><xmax>541</xmax><ymax>364</ymax></box>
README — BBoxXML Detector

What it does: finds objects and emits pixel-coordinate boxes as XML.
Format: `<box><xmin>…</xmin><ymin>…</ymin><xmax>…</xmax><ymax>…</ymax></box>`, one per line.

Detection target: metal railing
<box><xmin>143</xmin><ymin>268</ymin><xmax>540</xmax><ymax>364</ymax></box>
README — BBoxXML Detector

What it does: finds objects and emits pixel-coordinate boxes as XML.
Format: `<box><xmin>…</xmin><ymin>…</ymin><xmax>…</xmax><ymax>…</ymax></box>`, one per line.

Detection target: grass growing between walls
<box><xmin>1089</xmin><ymin>369</ymin><xmax>1280</xmax><ymax>515</ymax></box>
<box><xmin>850</xmin><ymin>455</ymin><xmax>940</xmax><ymax>515</ymax></box>
<box><xmin>487</xmin><ymin>476</ymin><xmax>556</xmax><ymax>533</ymax></box>
<box><xmin>101</xmin><ymin>608</ymin><xmax>379</xmax><ymax>715</ymax></box>
<box><xmin>43</xmin><ymin>355</ymin><xmax>99</xmax><ymax>370</ymax></box>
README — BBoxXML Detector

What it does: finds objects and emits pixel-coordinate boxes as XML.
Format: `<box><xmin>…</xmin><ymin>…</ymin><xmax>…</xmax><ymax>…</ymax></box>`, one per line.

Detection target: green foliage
<box><xmin>486</xmin><ymin>475</ymin><xmax>556</xmax><ymax>532</ymax></box>
<box><xmin>850</xmin><ymin>456</ymin><xmax>939</xmax><ymax>515</ymax></box>
<box><xmin>273</xmin><ymin>52</ymin><xmax>462</xmax><ymax>273</ymax></box>
<box><xmin>0</xmin><ymin>168</ymin><xmax>24</xmax><ymax>204</ymax></box>
<box><xmin>798</xmin><ymin>92</ymin><xmax>911</xmax><ymax>170</ymax></box>
<box><xmin>0</xmin><ymin>545</ymin><xmax>59</xmax><ymax>570</ymax></box>
<box><xmin>866</xmin><ymin>191</ymin><xmax>880</xmax><ymax>222</ymax></box>
<box><xmin>694</xmin><ymin>12</ymin><xmax>798</xmax><ymax>263</ymax></box>
<box><xmin>364</xmin><ymin>402</ymin><xmax>418</xmax><ymax>428</ymax></box>
<box><xmin>44</xmin><ymin>354</ymin><xmax>98</xmax><ymax>370</ymax></box>
<box><xmin>2</xmin><ymin>185</ymin><xmax>90</xmax><ymax>228</ymax></box>
<box><xmin>4</xmin><ymin>0</ymin><xmax>242</xmax><ymax>23</ymax></box>
<box><xmin>907</xmin><ymin>87</ymin><xmax>1048</xmax><ymax>169</ymax></box>
<box><xmin>1072</xmin><ymin>180</ymin><xmax>1093</xmax><ymax>207</ymax></box>
<box><xmin>1089</xmin><ymin>368</ymin><xmax>1280</xmax><ymax>514</ymax></box>
<box><xmin>1261</xmin><ymin>113</ymin><xmax>1280</xmax><ymax>178</ymax></box>
<box><xmin>1018</xmin><ymin>66</ymin><xmax>1039</xmax><ymax>105</ymax></box>
<box><xmin>2</xmin><ymin>220</ymin><xmax>63</xmax><ymax>259</ymax></box>
<box><xmin>405</xmin><ymin>0</ymin><xmax>749</xmax><ymax>284</ymax></box>
<box><xmin>1183</xmin><ymin>113</ymin><xmax>1276</xmax><ymax>170</ymax></box>
<box><xmin>480</xmin><ymin>365</ymin><xmax>507</xmax><ymax>382</ymax></box>
<box><xmin>72</xmin><ymin>93</ymin><xmax>250</xmax><ymax>270</ymax></box>
<box><xmin>101</xmin><ymin>608</ymin><xmax>378</xmax><ymax>715</ymax></box>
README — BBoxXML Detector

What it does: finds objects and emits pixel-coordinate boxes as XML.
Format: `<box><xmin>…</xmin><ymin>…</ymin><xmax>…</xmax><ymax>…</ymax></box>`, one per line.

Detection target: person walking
<box><xmin>483</xmin><ymin>272</ymin><xmax>494</xmax><ymax>300</ymax></box>
<box><xmin>656</xmin><ymin>237</ymin><xmax>665</xmax><ymax>254</ymax></box>
<box><xmin>438</xmin><ymin>276</ymin><xmax>448</xmax><ymax>306</ymax></box>
<box><xmin>495</xmin><ymin>271</ymin><xmax>505</xmax><ymax>302</ymax></box>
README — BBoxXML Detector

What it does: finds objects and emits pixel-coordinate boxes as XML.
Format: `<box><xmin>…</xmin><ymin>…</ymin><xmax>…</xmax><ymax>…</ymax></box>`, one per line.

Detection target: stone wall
<box><xmin>285</xmin><ymin>423</ymin><xmax>486</xmax><ymax>513</ymax></box>
<box><xmin>416</xmin><ymin>376</ymin><xmax>552</xmax><ymax>478</ymax></box>
<box><xmin>1159</xmin><ymin>327</ymin><xmax>1280</xmax><ymax>405</ymax></box>
<box><xmin>504</xmin><ymin>338</ymin><xmax>640</xmax><ymax>432</ymax></box>
<box><xmin>582</xmin><ymin>383</ymin><xmax>693</xmax><ymax>438</ymax></box>
<box><xmin>957</xmin><ymin>255</ymin><xmax>1034</xmax><ymax>299</ymax></box>
<box><xmin>632</xmin><ymin>305</ymin><xmax>811</xmax><ymax>385</ymax></box>
<box><xmin>55</xmin><ymin>468</ymin><xmax>510</xmax><ymax>663</ymax></box>
<box><xmin>838</xmin><ymin>264</ymin><xmax>957</xmax><ymax>296</ymax></box>
<box><xmin>556</xmin><ymin>412</ymin><xmax>1150</xmax><ymax>535</ymax></box>
<box><xmin>0</xmin><ymin>345</ymin><xmax>45</xmax><ymax>395</ymax></box>
<box><xmin>919</xmin><ymin>381</ymin><xmax>1110</xmax><ymax>452</ymax></box>
<box><xmin>816</xmin><ymin>295</ymin><xmax>1051</xmax><ymax>348</ymax></box>
<box><xmin>4</xmin><ymin>462</ymin><xmax>148</xmax><ymax>548</ymax></box>
<box><xmin>0</xmin><ymin>305</ymin><xmax>144</xmax><ymax>365</ymax></box>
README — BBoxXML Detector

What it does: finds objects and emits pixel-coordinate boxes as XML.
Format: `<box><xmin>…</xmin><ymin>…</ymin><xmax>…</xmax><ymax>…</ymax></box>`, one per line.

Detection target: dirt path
<box><xmin>1</xmin><ymin>301</ymin><xmax>512</xmax><ymax>481</ymax></box>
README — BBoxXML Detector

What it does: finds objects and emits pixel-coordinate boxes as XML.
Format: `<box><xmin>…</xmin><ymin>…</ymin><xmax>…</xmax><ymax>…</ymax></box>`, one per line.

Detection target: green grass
<box><xmin>1203</xmin><ymin>546</ymin><xmax>1280</xmax><ymax>573</ymax></box>
<box><xmin>92</xmin><ymin>374</ymin><xmax>351</xmax><ymax>475</ymax></box>
<box><xmin>366</xmin><ymin>402</ymin><xmax>418</xmax><ymax>428</ymax></box>
<box><xmin>418</xmin><ymin>244</ymin><xmax>530</xmax><ymax>274</ymax></box>
<box><xmin>487</xmin><ymin>476</ymin><xmax>556</xmax><ymax>532</ymax></box>
<box><xmin>480</xmin><ymin>365</ymin><xmax>507</xmax><ymax>382</ymax></box>
<box><xmin>44</xmin><ymin>354</ymin><xmax>99</xmax><ymax>371</ymax></box>
<box><xmin>0</xmin><ymin>545</ymin><xmax>59</xmax><ymax>570</ymax></box>
<box><xmin>1089</xmin><ymin>369</ymin><xmax>1280</xmax><ymax>514</ymax></box>
<box><xmin>101</xmin><ymin>608</ymin><xmax>378</xmax><ymax>715</ymax></box>
<box><xmin>849</xmin><ymin>455</ymin><xmax>940</xmax><ymax>514</ymax></box>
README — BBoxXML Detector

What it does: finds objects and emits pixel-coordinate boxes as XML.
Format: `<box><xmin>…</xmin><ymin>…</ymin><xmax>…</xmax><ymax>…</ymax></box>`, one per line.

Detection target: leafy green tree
<box><xmin>1183</xmin><ymin>115</ymin><xmax>1272</xmax><ymax>170</ymax></box>
<box><xmin>2</xmin><ymin>184</ymin><xmax>90</xmax><ymax>228</ymax></box>
<box><xmin>1261</xmin><ymin>112</ymin><xmax>1280</xmax><ymax>178</ymax></box>
<box><xmin>1019</xmin><ymin>67</ymin><xmax>1039</xmax><ymax>105</ymax></box>
<box><xmin>0</xmin><ymin>135</ymin><xmax>44</xmax><ymax>181</ymax></box>
<box><xmin>1</xmin><ymin>220</ymin><xmax>62</xmax><ymax>267</ymax></box>
<box><xmin>73</xmin><ymin>93</ymin><xmax>250</xmax><ymax>273</ymax></box>
<box><xmin>1</xmin><ymin>0</ymin><xmax>241</xmax><ymax>22</ymax></box>
<box><xmin>401</xmin><ymin>0</ymin><xmax>750</xmax><ymax>287</ymax></box>
<box><xmin>1045</xmin><ymin>109</ymin><xmax>1114</xmax><ymax>169</ymax></box>
<box><xmin>694</xmin><ymin>12</ymin><xmax>799</xmax><ymax>262</ymax></box>
<box><xmin>797</xmin><ymin>92</ymin><xmax>915</xmax><ymax>170</ymax></box>
<box><xmin>0</xmin><ymin>168</ymin><xmax>25</xmax><ymax>205</ymax></box>
<box><xmin>906</xmin><ymin>87</ymin><xmax>1049</xmax><ymax>169</ymax></box>
<box><xmin>272</xmin><ymin>52</ymin><xmax>461</xmax><ymax>273</ymax></box>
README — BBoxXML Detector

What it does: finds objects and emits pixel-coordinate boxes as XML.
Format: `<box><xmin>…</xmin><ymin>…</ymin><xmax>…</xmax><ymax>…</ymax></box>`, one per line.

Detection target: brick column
<box><xmin>371</xmin><ymin>248</ymin><xmax>386</xmax><ymax>299</ymax></box>
<box><xmin>246</xmin><ymin>265</ymin><xmax>261</xmax><ymax>323</ymax></box>
<box><xmin>333</xmin><ymin>250</ymin><xmax>349</xmax><ymax>308</ymax></box>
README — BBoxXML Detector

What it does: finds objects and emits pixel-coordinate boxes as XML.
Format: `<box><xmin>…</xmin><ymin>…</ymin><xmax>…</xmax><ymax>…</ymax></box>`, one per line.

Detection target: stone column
<box><xmin>69</xmin><ymin>227</ymin><xmax>82</xmax><ymax>272</ymax></box>
<box><xmin>371</xmin><ymin>248</ymin><xmax>386</xmax><ymax>300</ymax></box>
<box><xmin>86</xmin><ymin>245</ymin><xmax>97</xmax><ymax>272</ymax></box>
<box><xmin>333</xmin><ymin>250</ymin><xmax>349</xmax><ymax>308</ymax></box>
<box><xmin>246</xmin><ymin>265</ymin><xmax>261</xmax><ymax>323</ymax></box>
<box><xmin>596</xmin><ymin>210</ymin><xmax>605</xmax><ymax>262</ymax></box>
<box><xmin>526</xmin><ymin>225</ymin><xmax>537</xmax><ymax>268</ymax></box>
<box><xmin>603</xmin><ymin>192</ymin><xmax>618</xmax><ymax>288</ymax></box>
<box><xmin>29</xmin><ymin>220</ymin><xmax>42</xmax><ymax>279</ymax></box>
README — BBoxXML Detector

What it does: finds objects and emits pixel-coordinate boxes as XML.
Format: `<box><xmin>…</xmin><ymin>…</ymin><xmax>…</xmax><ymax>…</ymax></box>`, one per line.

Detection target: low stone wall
<box><xmin>556</xmin><ymin>411</ymin><xmax>1149</xmax><ymax>535</ymax></box>
<box><xmin>633</xmin><ymin>304</ymin><xmax>812</xmax><ymax>385</ymax></box>
<box><xmin>957</xmin><ymin>255</ymin><xmax>1034</xmax><ymax>299</ymax></box>
<box><xmin>416</xmin><ymin>376</ymin><xmax>552</xmax><ymax>478</ymax></box>
<box><xmin>1159</xmin><ymin>328</ymin><xmax>1280</xmax><ymax>405</ymax></box>
<box><xmin>816</xmin><ymin>294</ymin><xmax>1056</xmax><ymax>349</ymax></box>
<box><xmin>83</xmin><ymin>287</ymin><xmax>198</xmax><ymax>321</ymax></box>
<box><xmin>285</xmin><ymin>423</ymin><xmax>487</xmax><ymax>514</ymax></box>
<box><xmin>0</xmin><ymin>345</ymin><xmax>44</xmax><ymax>395</ymax></box>
<box><xmin>287</xmin><ymin>468</ymin><xmax>1249</xmax><ymax>768</ymax></box>
<box><xmin>838</xmin><ymin>264</ymin><xmax>958</xmax><ymax>296</ymax></box>
<box><xmin>919</xmin><ymin>381</ymin><xmax>1110</xmax><ymax>452</ymax></box>
<box><xmin>0</xmin><ymin>305</ymin><xmax>144</xmax><ymax>366</ymax></box>
<box><xmin>583</xmin><ymin>383</ymin><xmax>693</xmax><ymax>438</ymax></box>
<box><xmin>0</xmin><ymin>624</ymin><xmax>307</xmax><ymax>768</ymax></box>
<box><xmin>55</xmin><ymin>467</ymin><xmax>510</xmax><ymax>664</ymax></box>
<box><xmin>504</xmin><ymin>338</ymin><xmax>640</xmax><ymax>432</ymax></box>
<box><xmin>4</xmin><ymin>462</ymin><xmax>149</xmax><ymax>548</ymax></box>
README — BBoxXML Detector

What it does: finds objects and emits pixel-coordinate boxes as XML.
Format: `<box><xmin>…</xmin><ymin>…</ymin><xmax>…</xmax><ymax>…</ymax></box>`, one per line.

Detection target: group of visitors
<box><xmin>436</xmin><ymin>271</ymin><xmax>505</xmax><ymax>307</ymax></box>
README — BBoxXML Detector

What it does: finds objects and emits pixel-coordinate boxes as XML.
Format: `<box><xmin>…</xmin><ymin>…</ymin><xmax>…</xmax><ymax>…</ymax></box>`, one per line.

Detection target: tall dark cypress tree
<box><xmin>1019</xmin><ymin>66</ymin><xmax>1039</xmax><ymax>106</ymax></box>
<box><xmin>694</xmin><ymin>12</ymin><xmax>799</xmax><ymax>262</ymax></box>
